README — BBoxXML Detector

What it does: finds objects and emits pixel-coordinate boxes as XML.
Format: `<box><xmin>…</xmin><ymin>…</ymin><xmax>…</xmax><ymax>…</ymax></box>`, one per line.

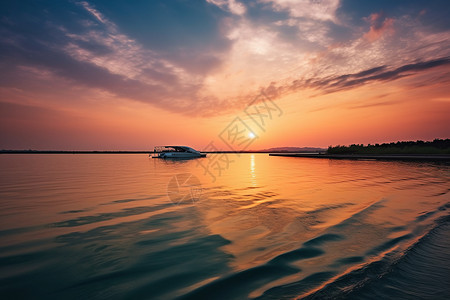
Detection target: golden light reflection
<box><xmin>194</xmin><ymin>154</ymin><xmax>449</xmax><ymax>278</ymax></box>
<box><xmin>250</xmin><ymin>154</ymin><xmax>256</xmax><ymax>185</ymax></box>
<box><xmin>2</xmin><ymin>154</ymin><xmax>448</xmax><ymax>299</ymax></box>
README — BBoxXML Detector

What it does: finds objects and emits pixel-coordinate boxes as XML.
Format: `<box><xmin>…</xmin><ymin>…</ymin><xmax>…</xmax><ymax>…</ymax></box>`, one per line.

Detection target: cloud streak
<box><xmin>308</xmin><ymin>57</ymin><xmax>450</xmax><ymax>93</ymax></box>
<box><xmin>256</xmin><ymin>56</ymin><xmax>450</xmax><ymax>102</ymax></box>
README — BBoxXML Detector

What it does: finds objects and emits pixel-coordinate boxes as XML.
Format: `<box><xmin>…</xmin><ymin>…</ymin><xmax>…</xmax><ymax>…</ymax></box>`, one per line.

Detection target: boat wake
<box><xmin>302</xmin><ymin>214</ymin><xmax>450</xmax><ymax>300</ymax></box>
<box><xmin>179</xmin><ymin>202</ymin><xmax>450</xmax><ymax>300</ymax></box>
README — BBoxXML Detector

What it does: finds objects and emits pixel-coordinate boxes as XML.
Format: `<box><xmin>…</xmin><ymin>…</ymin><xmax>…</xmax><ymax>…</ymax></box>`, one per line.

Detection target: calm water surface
<box><xmin>0</xmin><ymin>154</ymin><xmax>449</xmax><ymax>299</ymax></box>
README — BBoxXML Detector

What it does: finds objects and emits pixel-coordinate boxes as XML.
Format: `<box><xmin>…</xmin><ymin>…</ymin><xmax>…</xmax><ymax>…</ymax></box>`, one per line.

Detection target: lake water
<box><xmin>0</xmin><ymin>154</ymin><xmax>449</xmax><ymax>299</ymax></box>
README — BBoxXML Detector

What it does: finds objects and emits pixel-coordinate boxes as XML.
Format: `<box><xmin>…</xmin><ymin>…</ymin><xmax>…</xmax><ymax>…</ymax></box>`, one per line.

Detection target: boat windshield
<box><xmin>154</xmin><ymin>146</ymin><xmax>195</xmax><ymax>153</ymax></box>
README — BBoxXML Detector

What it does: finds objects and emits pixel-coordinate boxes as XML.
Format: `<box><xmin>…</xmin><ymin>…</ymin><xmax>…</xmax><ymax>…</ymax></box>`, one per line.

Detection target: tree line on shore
<box><xmin>327</xmin><ymin>139</ymin><xmax>450</xmax><ymax>155</ymax></box>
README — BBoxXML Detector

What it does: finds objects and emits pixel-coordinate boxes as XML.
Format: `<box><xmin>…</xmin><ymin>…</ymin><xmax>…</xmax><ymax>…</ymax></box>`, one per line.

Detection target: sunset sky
<box><xmin>1</xmin><ymin>0</ymin><xmax>449</xmax><ymax>150</ymax></box>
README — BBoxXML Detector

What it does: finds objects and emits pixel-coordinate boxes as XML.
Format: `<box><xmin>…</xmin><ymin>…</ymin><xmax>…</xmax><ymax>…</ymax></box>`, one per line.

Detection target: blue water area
<box><xmin>0</xmin><ymin>154</ymin><xmax>449</xmax><ymax>299</ymax></box>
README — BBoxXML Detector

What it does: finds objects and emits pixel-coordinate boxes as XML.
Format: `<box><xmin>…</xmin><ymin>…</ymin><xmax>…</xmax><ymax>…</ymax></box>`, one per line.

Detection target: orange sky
<box><xmin>0</xmin><ymin>1</ymin><xmax>449</xmax><ymax>150</ymax></box>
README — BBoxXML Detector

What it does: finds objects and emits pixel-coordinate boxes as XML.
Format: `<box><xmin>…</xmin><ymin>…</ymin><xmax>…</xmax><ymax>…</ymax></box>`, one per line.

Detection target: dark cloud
<box><xmin>309</xmin><ymin>65</ymin><xmax>388</xmax><ymax>91</ymax></box>
<box><xmin>257</xmin><ymin>57</ymin><xmax>450</xmax><ymax>102</ymax></box>
<box><xmin>1</xmin><ymin>38</ymin><xmax>164</xmax><ymax>99</ymax></box>
<box><xmin>307</xmin><ymin>57</ymin><xmax>450</xmax><ymax>93</ymax></box>
<box><xmin>0</xmin><ymin>35</ymin><xmax>206</xmax><ymax>115</ymax></box>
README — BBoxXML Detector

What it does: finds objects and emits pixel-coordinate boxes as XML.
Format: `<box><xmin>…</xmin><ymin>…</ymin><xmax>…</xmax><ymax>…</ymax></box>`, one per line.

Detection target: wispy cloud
<box><xmin>262</xmin><ymin>0</ymin><xmax>341</xmax><ymax>22</ymax></box>
<box><xmin>206</xmin><ymin>0</ymin><xmax>246</xmax><ymax>15</ymax></box>
<box><xmin>0</xmin><ymin>1</ymin><xmax>213</xmax><ymax>114</ymax></box>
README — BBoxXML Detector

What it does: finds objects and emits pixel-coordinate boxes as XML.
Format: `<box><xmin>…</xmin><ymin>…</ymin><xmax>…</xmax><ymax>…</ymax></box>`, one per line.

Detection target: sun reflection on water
<box><xmin>250</xmin><ymin>154</ymin><xmax>256</xmax><ymax>186</ymax></box>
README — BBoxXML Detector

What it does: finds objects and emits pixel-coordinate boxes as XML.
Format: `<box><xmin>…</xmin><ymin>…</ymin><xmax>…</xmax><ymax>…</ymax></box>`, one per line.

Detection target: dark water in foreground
<box><xmin>0</xmin><ymin>154</ymin><xmax>449</xmax><ymax>299</ymax></box>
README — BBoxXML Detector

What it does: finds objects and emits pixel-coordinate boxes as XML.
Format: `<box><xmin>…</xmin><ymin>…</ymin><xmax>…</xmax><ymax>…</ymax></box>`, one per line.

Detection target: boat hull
<box><xmin>152</xmin><ymin>153</ymin><xmax>206</xmax><ymax>159</ymax></box>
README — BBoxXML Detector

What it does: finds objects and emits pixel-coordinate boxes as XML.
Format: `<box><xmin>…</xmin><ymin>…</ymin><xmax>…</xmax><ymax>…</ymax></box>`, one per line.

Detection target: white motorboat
<box><xmin>151</xmin><ymin>146</ymin><xmax>206</xmax><ymax>159</ymax></box>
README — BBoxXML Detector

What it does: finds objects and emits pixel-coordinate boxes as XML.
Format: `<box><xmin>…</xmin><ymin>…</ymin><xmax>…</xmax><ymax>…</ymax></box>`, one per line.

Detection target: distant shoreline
<box><xmin>0</xmin><ymin>150</ymin><xmax>320</xmax><ymax>154</ymax></box>
<box><xmin>269</xmin><ymin>153</ymin><xmax>450</xmax><ymax>161</ymax></box>
<box><xmin>327</xmin><ymin>139</ymin><xmax>449</xmax><ymax>155</ymax></box>
<box><xmin>0</xmin><ymin>150</ymin><xmax>153</xmax><ymax>154</ymax></box>
<box><xmin>2</xmin><ymin>151</ymin><xmax>449</xmax><ymax>161</ymax></box>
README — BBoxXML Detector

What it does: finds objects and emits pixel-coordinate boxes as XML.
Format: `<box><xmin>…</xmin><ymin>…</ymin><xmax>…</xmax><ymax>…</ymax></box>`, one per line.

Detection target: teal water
<box><xmin>0</xmin><ymin>154</ymin><xmax>449</xmax><ymax>299</ymax></box>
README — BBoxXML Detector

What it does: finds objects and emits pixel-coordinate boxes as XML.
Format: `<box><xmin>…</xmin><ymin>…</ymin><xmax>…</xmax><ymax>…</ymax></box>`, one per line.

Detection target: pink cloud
<box><xmin>363</xmin><ymin>12</ymin><xmax>394</xmax><ymax>42</ymax></box>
